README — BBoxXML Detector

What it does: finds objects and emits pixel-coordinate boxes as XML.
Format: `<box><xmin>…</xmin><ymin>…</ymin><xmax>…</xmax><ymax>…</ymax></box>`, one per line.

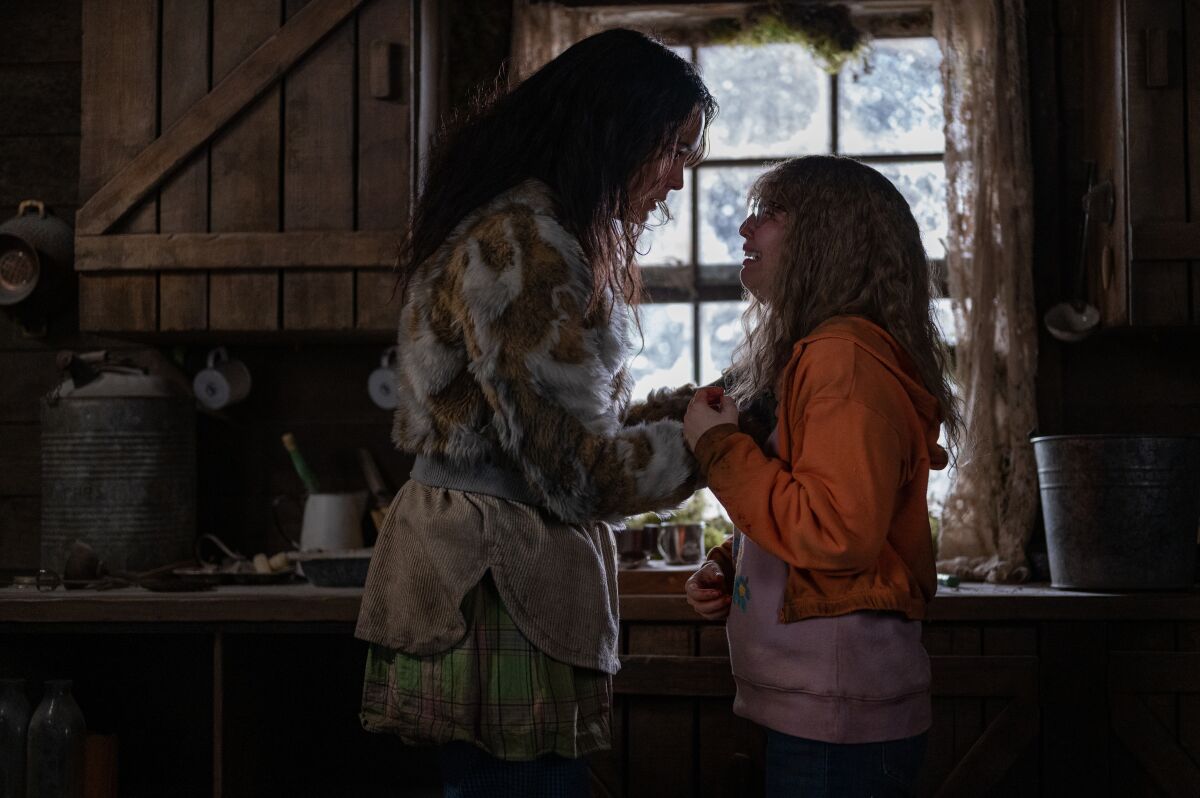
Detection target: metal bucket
<box><xmin>1032</xmin><ymin>435</ymin><xmax>1200</xmax><ymax>590</ymax></box>
<box><xmin>40</xmin><ymin>360</ymin><xmax>196</xmax><ymax>575</ymax></box>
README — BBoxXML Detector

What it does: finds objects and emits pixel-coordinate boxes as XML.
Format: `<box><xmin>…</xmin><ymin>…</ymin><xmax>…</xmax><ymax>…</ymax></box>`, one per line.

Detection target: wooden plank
<box><xmin>159</xmin><ymin>0</ymin><xmax>211</xmax><ymax>331</ymax></box>
<box><xmin>1109</xmin><ymin>652</ymin><xmax>1200</xmax><ymax>692</ymax></box>
<box><xmin>75</xmin><ymin>232</ymin><xmax>399</xmax><ymax>270</ymax></box>
<box><xmin>78</xmin><ymin>273</ymin><xmax>156</xmax><ymax>332</ymax></box>
<box><xmin>78</xmin><ymin>0</ymin><xmax>157</xmax><ymax>330</ymax></box>
<box><xmin>210</xmin><ymin>0</ymin><xmax>281</xmax><ymax>332</ymax></box>
<box><xmin>1125</xmin><ymin>0</ymin><xmax>1189</xmax><ymax>324</ymax></box>
<box><xmin>0</xmin><ymin>496</ymin><xmax>40</xmax><ymax>571</ymax></box>
<box><xmin>627</xmin><ymin>623</ymin><xmax>692</xmax><ymax>656</ymax></box>
<box><xmin>931</xmin><ymin>656</ymin><xmax>1038</xmax><ymax>697</ymax></box>
<box><xmin>79</xmin><ymin>0</ymin><xmax>157</xmax><ymax>234</ymax></box>
<box><xmin>1111</xmin><ymin>693</ymin><xmax>1200</xmax><ymax>797</ymax></box>
<box><xmin>1040</xmin><ymin>622</ymin><xmax>1108</xmax><ymax>797</ymax></box>
<box><xmin>0</xmin><ymin>424</ymin><xmax>40</xmax><ymax>495</ymax></box>
<box><xmin>1131</xmin><ymin>222</ymin><xmax>1200</xmax><ymax>259</ymax></box>
<box><xmin>76</xmin><ymin>0</ymin><xmax>368</xmax><ymax>236</ymax></box>
<box><xmin>984</xmin><ymin>624</ymin><xmax>1039</xmax><ymax>797</ymax></box>
<box><xmin>0</xmin><ymin>137</ymin><xmax>80</xmax><ymax>211</ymax></box>
<box><xmin>282</xmin><ymin>271</ymin><xmax>353</xmax><ymax>330</ymax></box>
<box><xmin>615</xmin><ymin>655</ymin><xmax>732</xmax><ymax>697</ymax></box>
<box><xmin>935</xmin><ymin>699</ymin><xmax>1040</xmax><ymax>798</ymax></box>
<box><xmin>1181</xmin><ymin>623</ymin><xmax>1200</xmax><ymax>780</ymax></box>
<box><xmin>919</xmin><ymin>697</ymin><xmax>956</xmax><ymax>797</ymax></box>
<box><xmin>355</xmin><ymin>269</ymin><xmax>401</xmax><ymax>331</ymax></box>
<box><xmin>0</xmin><ymin>351</ymin><xmax>60</xmax><ymax>422</ymax></box>
<box><xmin>282</xmin><ymin>0</ymin><xmax>355</xmax><ymax>330</ymax></box>
<box><xmin>356</xmin><ymin>0</ymin><xmax>411</xmax><ymax>231</ymax></box>
<box><xmin>696</xmin><ymin>624</ymin><xmax>728</xmax><ymax>657</ymax></box>
<box><xmin>952</xmin><ymin>628</ymin><xmax>984</xmax><ymax>766</ymax></box>
<box><xmin>160</xmin><ymin>273</ymin><xmax>209</xmax><ymax>331</ymax></box>
<box><xmin>623</xmin><ymin>623</ymin><xmax>697</xmax><ymax>797</ymax></box>
<box><xmin>0</xmin><ymin>62</ymin><xmax>81</xmax><ymax>137</ymax></box>
<box><xmin>0</xmin><ymin>0</ymin><xmax>82</xmax><ymax>64</ymax></box>
<box><xmin>209</xmin><ymin>273</ymin><xmax>278</xmax><ymax>331</ymax></box>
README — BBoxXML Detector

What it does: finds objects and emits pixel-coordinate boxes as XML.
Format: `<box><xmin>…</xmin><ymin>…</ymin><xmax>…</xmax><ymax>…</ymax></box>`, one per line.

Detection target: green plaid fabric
<box><xmin>361</xmin><ymin>575</ymin><xmax>612</xmax><ymax>761</ymax></box>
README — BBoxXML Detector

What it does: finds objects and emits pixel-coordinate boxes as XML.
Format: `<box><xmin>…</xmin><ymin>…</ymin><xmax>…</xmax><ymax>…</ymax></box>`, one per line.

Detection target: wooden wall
<box><xmin>1032</xmin><ymin>0</ymin><xmax>1200</xmax><ymax>436</ymax></box>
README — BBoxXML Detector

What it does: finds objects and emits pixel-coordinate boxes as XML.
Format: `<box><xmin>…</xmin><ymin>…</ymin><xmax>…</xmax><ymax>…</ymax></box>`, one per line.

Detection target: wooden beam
<box><xmin>1109</xmin><ymin>651</ymin><xmax>1200</xmax><ymax>693</ymax></box>
<box><xmin>75</xmin><ymin>0</ymin><xmax>367</xmax><ymax>236</ymax></box>
<box><xmin>74</xmin><ymin>232</ymin><xmax>399</xmax><ymax>270</ymax></box>
<box><xmin>614</xmin><ymin>655</ymin><xmax>734</xmax><ymax>697</ymax></box>
<box><xmin>1112</xmin><ymin>693</ymin><xmax>1200</xmax><ymax>798</ymax></box>
<box><xmin>935</xmin><ymin>699</ymin><xmax>1040</xmax><ymax>798</ymax></box>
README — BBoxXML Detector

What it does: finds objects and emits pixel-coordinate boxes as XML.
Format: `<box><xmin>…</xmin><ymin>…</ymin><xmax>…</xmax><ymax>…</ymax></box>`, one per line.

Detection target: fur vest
<box><xmin>392</xmin><ymin>180</ymin><xmax>697</xmax><ymax>523</ymax></box>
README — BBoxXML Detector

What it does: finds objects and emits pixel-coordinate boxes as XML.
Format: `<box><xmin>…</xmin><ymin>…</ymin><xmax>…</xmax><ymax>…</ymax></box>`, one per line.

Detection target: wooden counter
<box><xmin>4</xmin><ymin>566</ymin><xmax>1200</xmax><ymax>624</ymax></box>
<box><xmin>4</xmin><ymin>569</ymin><xmax>1200</xmax><ymax>797</ymax></box>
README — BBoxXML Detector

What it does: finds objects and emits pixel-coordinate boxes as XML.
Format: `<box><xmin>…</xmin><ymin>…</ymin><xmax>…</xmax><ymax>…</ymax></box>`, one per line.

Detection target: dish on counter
<box><xmin>288</xmin><ymin>548</ymin><xmax>373</xmax><ymax>587</ymax></box>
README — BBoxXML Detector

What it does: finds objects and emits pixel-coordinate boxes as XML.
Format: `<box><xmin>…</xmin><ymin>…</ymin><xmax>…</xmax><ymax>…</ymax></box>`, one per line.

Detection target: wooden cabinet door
<box><xmin>1122</xmin><ymin>0</ymin><xmax>1198</xmax><ymax>325</ymax></box>
<box><xmin>76</xmin><ymin>0</ymin><xmax>412</xmax><ymax>334</ymax></box>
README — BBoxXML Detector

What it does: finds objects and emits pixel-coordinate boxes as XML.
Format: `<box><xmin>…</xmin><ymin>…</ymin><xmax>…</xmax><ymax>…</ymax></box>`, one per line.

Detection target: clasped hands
<box><xmin>682</xmin><ymin>386</ymin><xmax>738</xmax><ymax>451</ymax></box>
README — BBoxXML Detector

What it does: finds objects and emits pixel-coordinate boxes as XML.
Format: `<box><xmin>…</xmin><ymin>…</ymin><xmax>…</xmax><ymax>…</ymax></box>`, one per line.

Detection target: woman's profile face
<box><xmin>738</xmin><ymin>198</ymin><xmax>788</xmax><ymax>301</ymax></box>
<box><xmin>629</xmin><ymin>110</ymin><xmax>705</xmax><ymax>224</ymax></box>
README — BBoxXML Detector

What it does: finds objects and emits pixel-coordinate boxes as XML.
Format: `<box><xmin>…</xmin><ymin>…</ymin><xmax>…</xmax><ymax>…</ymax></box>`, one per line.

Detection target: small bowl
<box><xmin>289</xmin><ymin>548</ymin><xmax>373</xmax><ymax>587</ymax></box>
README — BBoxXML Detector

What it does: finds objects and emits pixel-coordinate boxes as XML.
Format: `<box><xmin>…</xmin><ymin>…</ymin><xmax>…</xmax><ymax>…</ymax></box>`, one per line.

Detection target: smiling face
<box><xmin>629</xmin><ymin>110</ymin><xmax>706</xmax><ymax>224</ymax></box>
<box><xmin>738</xmin><ymin>198</ymin><xmax>788</xmax><ymax>301</ymax></box>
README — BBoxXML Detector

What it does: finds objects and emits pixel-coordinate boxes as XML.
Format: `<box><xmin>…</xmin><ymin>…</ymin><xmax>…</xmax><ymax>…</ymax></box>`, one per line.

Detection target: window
<box><xmin>627</xmin><ymin>34</ymin><xmax>954</xmax><ymax>513</ymax></box>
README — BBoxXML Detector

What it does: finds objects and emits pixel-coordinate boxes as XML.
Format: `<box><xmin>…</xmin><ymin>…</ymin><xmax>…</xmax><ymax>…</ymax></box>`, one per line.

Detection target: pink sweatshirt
<box><xmin>726</xmin><ymin>527</ymin><xmax>931</xmax><ymax>743</ymax></box>
<box><xmin>723</xmin><ymin>423</ymin><xmax>931</xmax><ymax>743</ymax></box>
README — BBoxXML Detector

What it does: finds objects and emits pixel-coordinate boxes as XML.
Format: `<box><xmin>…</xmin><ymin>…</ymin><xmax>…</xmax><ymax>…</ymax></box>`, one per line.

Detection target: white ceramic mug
<box><xmin>367</xmin><ymin>346</ymin><xmax>399</xmax><ymax>410</ymax></box>
<box><xmin>193</xmin><ymin>347</ymin><xmax>252</xmax><ymax>410</ymax></box>
<box><xmin>299</xmin><ymin>491</ymin><xmax>367</xmax><ymax>552</ymax></box>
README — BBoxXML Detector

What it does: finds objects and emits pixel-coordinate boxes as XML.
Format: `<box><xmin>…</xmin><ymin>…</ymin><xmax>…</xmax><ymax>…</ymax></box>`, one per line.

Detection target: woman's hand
<box><xmin>683</xmin><ymin>387</ymin><xmax>738</xmax><ymax>451</ymax></box>
<box><xmin>685</xmin><ymin>561</ymin><xmax>731</xmax><ymax>620</ymax></box>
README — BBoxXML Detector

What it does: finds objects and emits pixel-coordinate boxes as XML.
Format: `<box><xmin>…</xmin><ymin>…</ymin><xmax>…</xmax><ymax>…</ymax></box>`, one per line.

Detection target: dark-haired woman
<box><xmin>355</xmin><ymin>29</ymin><xmax>716</xmax><ymax>796</ymax></box>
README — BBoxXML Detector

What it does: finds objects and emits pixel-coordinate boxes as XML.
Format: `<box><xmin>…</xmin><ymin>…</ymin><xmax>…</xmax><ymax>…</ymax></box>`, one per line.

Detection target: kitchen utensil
<box><xmin>281</xmin><ymin>432</ymin><xmax>321</xmax><ymax>493</ymax></box>
<box><xmin>299</xmin><ymin>491</ymin><xmax>368</xmax><ymax>552</ymax></box>
<box><xmin>0</xmin><ymin>200</ymin><xmax>73</xmax><ymax>313</ymax></box>
<box><xmin>1044</xmin><ymin>163</ymin><xmax>1110</xmax><ymax>343</ymax></box>
<box><xmin>357</xmin><ymin>448</ymin><xmax>391</xmax><ymax>537</ymax></box>
<box><xmin>657</xmin><ymin>522</ymin><xmax>705</xmax><ymax>565</ymax></box>
<box><xmin>192</xmin><ymin>347</ymin><xmax>251</xmax><ymax>410</ymax></box>
<box><xmin>368</xmin><ymin>346</ymin><xmax>400</xmax><ymax>409</ymax></box>
<box><xmin>617</xmin><ymin>524</ymin><xmax>659</xmax><ymax>569</ymax></box>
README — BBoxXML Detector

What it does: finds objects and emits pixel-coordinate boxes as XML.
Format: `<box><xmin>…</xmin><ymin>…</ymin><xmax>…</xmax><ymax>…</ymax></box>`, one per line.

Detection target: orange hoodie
<box><xmin>696</xmin><ymin>316</ymin><xmax>947</xmax><ymax>622</ymax></box>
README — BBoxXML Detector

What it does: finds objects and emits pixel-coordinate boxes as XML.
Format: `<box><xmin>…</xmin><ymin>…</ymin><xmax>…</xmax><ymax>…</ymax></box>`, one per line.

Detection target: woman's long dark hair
<box><xmin>398</xmin><ymin>28</ymin><xmax>715</xmax><ymax>317</ymax></box>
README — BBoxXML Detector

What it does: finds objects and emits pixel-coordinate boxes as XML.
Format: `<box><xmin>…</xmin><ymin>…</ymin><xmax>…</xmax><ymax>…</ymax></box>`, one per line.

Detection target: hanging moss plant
<box><xmin>698</xmin><ymin>2</ymin><xmax>867</xmax><ymax>74</ymax></box>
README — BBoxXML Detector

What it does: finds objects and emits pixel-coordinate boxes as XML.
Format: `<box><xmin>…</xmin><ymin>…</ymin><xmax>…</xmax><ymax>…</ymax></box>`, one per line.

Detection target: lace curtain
<box><xmin>933</xmin><ymin>0</ymin><xmax>1039</xmax><ymax>583</ymax></box>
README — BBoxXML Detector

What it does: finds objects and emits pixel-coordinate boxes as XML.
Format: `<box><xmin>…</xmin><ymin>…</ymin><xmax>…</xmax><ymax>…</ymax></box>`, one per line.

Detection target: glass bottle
<box><xmin>0</xmin><ymin>679</ymin><xmax>30</xmax><ymax>798</ymax></box>
<box><xmin>25</xmin><ymin>680</ymin><xmax>85</xmax><ymax>798</ymax></box>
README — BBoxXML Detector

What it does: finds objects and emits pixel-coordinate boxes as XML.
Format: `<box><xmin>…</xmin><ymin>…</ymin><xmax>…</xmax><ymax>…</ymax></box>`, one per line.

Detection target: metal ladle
<box><xmin>1044</xmin><ymin>164</ymin><xmax>1112</xmax><ymax>342</ymax></box>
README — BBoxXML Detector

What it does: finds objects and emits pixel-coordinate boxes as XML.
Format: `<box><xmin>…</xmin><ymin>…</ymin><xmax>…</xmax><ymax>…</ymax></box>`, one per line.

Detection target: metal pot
<box><xmin>0</xmin><ymin>200</ymin><xmax>74</xmax><ymax>314</ymax></box>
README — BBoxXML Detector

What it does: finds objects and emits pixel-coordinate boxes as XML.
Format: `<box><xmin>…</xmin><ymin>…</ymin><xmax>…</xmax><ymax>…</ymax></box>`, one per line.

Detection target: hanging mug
<box><xmin>368</xmin><ymin>346</ymin><xmax>400</xmax><ymax>410</ymax></box>
<box><xmin>192</xmin><ymin>347</ymin><xmax>252</xmax><ymax>410</ymax></box>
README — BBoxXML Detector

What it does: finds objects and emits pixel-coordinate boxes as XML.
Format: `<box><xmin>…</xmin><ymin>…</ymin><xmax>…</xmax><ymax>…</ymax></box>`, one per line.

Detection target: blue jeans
<box><xmin>764</xmin><ymin>729</ymin><xmax>927</xmax><ymax>797</ymax></box>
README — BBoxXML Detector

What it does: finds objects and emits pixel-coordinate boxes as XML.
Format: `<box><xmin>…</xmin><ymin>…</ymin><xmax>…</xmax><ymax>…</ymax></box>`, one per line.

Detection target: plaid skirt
<box><xmin>361</xmin><ymin>574</ymin><xmax>612</xmax><ymax>761</ymax></box>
